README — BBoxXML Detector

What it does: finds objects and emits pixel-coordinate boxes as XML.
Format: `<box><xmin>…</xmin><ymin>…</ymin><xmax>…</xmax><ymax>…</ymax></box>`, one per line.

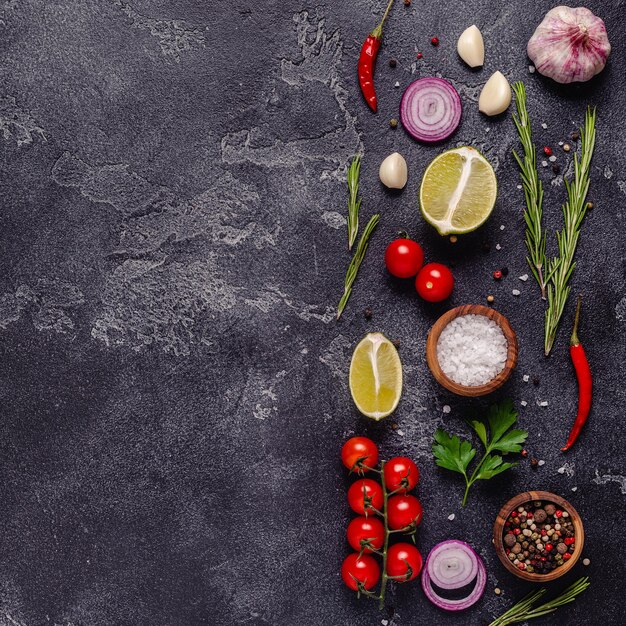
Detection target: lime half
<box><xmin>420</xmin><ymin>146</ymin><xmax>497</xmax><ymax>235</ymax></box>
<box><xmin>349</xmin><ymin>333</ymin><xmax>402</xmax><ymax>421</ymax></box>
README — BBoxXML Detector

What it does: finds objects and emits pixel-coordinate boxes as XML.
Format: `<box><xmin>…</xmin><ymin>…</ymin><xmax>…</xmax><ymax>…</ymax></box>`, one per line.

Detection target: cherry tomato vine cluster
<box><xmin>384</xmin><ymin>234</ymin><xmax>454</xmax><ymax>302</ymax></box>
<box><xmin>340</xmin><ymin>437</ymin><xmax>423</xmax><ymax>609</ymax></box>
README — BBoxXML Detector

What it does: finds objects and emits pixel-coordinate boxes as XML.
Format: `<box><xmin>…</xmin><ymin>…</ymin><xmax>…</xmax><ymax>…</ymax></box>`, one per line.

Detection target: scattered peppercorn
<box><xmin>449</xmin><ymin>235</ymin><xmax>458</xmax><ymax>244</ymax></box>
<box><xmin>563</xmin><ymin>143</ymin><xmax>571</xmax><ymax>152</ymax></box>
<box><xmin>533</xmin><ymin>377</ymin><xmax>540</xmax><ymax>386</ymax></box>
<box><xmin>571</xmin><ymin>131</ymin><xmax>580</xmax><ymax>141</ymax></box>
<box><xmin>501</xmin><ymin>267</ymin><xmax>509</xmax><ymax>277</ymax></box>
<box><xmin>391</xmin><ymin>422</ymin><xmax>399</xmax><ymax>430</ymax></box>
<box><xmin>487</xmin><ymin>295</ymin><xmax>495</xmax><ymax>304</ymax></box>
<box><xmin>403</xmin><ymin>0</ymin><xmax>411</xmax><ymax>5</ymax></box>
<box><xmin>583</xmin><ymin>558</ymin><xmax>590</xmax><ymax>566</ymax></box>
<box><xmin>543</xmin><ymin>146</ymin><xmax>552</xmax><ymax>156</ymax></box>
<box><xmin>389</xmin><ymin>58</ymin><xmax>397</xmax><ymax>68</ymax></box>
<box><xmin>494</xmin><ymin>588</ymin><xmax>502</xmax><ymax>595</ymax></box>
<box><xmin>586</xmin><ymin>201</ymin><xmax>593</xmax><ymax>210</ymax></box>
<box><xmin>364</xmin><ymin>307</ymin><xmax>373</xmax><ymax>320</ymax></box>
<box><xmin>530</xmin><ymin>457</ymin><xmax>539</xmax><ymax>468</ymax></box>
<box><xmin>552</xmin><ymin>164</ymin><xmax>561</xmax><ymax>174</ymax></box>
<box><xmin>431</xmin><ymin>36</ymin><xmax>439</xmax><ymax>46</ymax></box>
<box><xmin>521</xmin><ymin>449</ymin><xmax>528</xmax><ymax>457</ymax></box>
<box><xmin>493</xmin><ymin>270</ymin><xmax>503</xmax><ymax>280</ymax></box>
<box><xmin>390</xmin><ymin>118</ymin><xmax>398</xmax><ymax>128</ymax></box>
<box><xmin>416</xmin><ymin>52</ymin><xmax>423</xmax><ymax>59</ymax></box>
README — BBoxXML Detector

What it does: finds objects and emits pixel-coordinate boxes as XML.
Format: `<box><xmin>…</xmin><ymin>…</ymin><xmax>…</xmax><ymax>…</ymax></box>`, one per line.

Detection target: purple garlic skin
<box><xmin>527</xmin><ymin>6</ymin><xmax>611</xmax><ymax>84</ymax></box>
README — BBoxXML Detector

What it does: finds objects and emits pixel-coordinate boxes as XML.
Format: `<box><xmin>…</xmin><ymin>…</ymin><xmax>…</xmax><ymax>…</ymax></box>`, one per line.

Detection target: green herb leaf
<box><xmin>432</xmin><ymin>429</ymin><xmax>476</xmax><ymax>476</ymax></box>
<box><xmin>475</xmin><ymin>454</ymin><xmax>515</xmax><ymax>481</ymax></box>
<box><xmin>486</xmin><ymin>399</ymin><xmax>518</xmax><ymax>444</ymax></box>
<box><xmin>468</xmin><ymin>420</ymin><xmax>488</xmax><ymax>447</ymax></box>
<box><xmin>490</xmin><ymin>429</ymin><xmax>528</xmax><ymax>454</ymax></box>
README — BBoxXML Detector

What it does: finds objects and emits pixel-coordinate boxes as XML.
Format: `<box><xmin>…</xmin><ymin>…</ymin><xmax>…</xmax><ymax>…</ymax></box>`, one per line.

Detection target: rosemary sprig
<box><xmin>512</xmin><ymin>82</ymin><xmax>548</xmax><ymax>298</ymax></box>
<box><xmin>544</xmin><ymin>106</ymin><xmax>597</xmax><ymax>355</ymax></box>
<box><xmin>337</xmin><ymin>214</ymin><xmax>380</xmax><ymax>320</ymax></box>
<box><xmin>347</xmin><ymin>156</ymin><xmax>362</xmax><ymax>251</ymax></box>
<box><xmin>488</xmin><ymin>577</ymin><xmax>590</xmax><ymax>626</ymax></box>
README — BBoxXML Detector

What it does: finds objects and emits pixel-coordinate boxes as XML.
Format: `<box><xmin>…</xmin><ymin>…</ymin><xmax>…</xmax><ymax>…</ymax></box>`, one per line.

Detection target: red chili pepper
<box><xmin>358</xmin><ymin>0</ymin><xmax>395</xmax><ymax>112</ymax></box>
<box><xmin>561</xmin><ymin>296</ymin><xmax>592</xmax><ymax>451</ymax></box>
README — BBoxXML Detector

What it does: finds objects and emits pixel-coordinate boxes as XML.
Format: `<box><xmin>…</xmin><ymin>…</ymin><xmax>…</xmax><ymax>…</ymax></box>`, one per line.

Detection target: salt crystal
<box><xmin>442</xmin><ymin>405</ymin><xmax>451</xmax><ymax>414</ymax></box>
<box><xmin>538</xmin><ymin>459</ymin><xmax>545</xmax><ymax>466</ymax></box>
<box><xmin>512</xmin><ymin>289</ymin><xmax>521</xmax><ymax>296</ymax></box>
<box><xmin>529</xmin><ymin>65</ymin><xmax>536</xmax><ymax>73</ymax></box>
<box><xmin>500</xmin><ymin>225</ymin><xmax>505</xmax><ymax>230</ymax></box>
<box><xmin>541</xmin><ymin>122</ymin><xmax>548</xmax><ymax>129</ymax></box>
<box><xmin>496</xmin><ymin>243</ymin><xmax>502</xmax><ymax>250</ymax></box>
<box><xmin>519</xmin><ymin>274</ymin><xmax>529</xmax><ymax>281</ymax></box>
<box><xmin>448</xmin><ymin>513</ymin><xmax>455</xmax><ymax>521</ymax></box>
<box><xmin>436</xmin><ymin>314</ymin><xmax>508</xmax><ymax>387</ymax></box>
<box><xmin>521</xmin><ymin>400</ymin><xmax>528</xmax><ymax>406</ymax></box>
<box><xmin>523</xmin><ymin>374</ymin><xmax>529</xmax><ymax>382</ymax></box>
<box><xmin>516</xmin><ymin>184</ymin><xmax>522</xmax><ymax>190</ymax></box>
<box><xmin>549</xmin><ymin>155</ymin><xmax>557</xmax><ymax>162</ymax></box>
<box><xmin>381</xmin><ymin>620</ymin><xmax>389</xmax><ymax>626</ymax></box>
<box><xmin>486</xmin><ymin>127</ymin><xmax>491</xmax><ymax>133</ymax></box>
<box><xmin>571</xmin><ymin>486</ymin><xmax>578</xmax><ymax>492</ymax></box>
<box><xmin>538</xmin><ymin>400</ymin><xmax>548</xmax><ymax>407</ymax></box>
<box><xmin>397</xmin><ymin>429</ymin><xmax>405</xmax><ymax>436</ymax></box>
<box><xmin>541</xmin><ymin>160</ymin><xmax>548</xmax><ymax>167</ymax></box>
<box><xmin>394</xmin><ymin>81</ymin><xmax>400</xmax><ymax>88</ymax></box>
<box><xmin>558</xmin><ymin>467</ymin><xmax>566</xmax><ymax>474</ymax></box>
<box><xmin>559</xmin><ymin>141</ymin><xmax>564</xmax><ymax>146</ymax></box>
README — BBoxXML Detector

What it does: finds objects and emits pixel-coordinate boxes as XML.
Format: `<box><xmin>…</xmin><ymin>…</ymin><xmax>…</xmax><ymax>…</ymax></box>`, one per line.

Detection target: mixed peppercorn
<box><xmin>503</xmin><ymin>501</ymin><xmax>576</xmax><ymax>574</ymax></box>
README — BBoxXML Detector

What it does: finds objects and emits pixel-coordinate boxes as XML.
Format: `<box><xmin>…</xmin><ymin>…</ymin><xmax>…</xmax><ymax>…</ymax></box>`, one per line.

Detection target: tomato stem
<box><xmin>378</xmin><ymin>459</ymin><xmax>390</xmax><ymax>610</ymax></box>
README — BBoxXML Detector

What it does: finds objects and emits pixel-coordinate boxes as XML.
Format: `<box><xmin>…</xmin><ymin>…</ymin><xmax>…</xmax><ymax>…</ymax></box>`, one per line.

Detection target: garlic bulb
<box><xmin>527</xmin><ymin>6</ymin><xmax>611</xmax><ymax>84</ymax></box>
<box><xmin>479</xmin><ymin>71</ymin><xmax>511</xmax><ymax>116</ymax></box>
<box><xmin>457</xmin><ymin>25</ymin><xmax>484</xmax><ymax>68</ymax></box>
<box><xmin>379</xmin><ymin>152</ymin><xmax>408</xmax><ymax>189</ymax></box>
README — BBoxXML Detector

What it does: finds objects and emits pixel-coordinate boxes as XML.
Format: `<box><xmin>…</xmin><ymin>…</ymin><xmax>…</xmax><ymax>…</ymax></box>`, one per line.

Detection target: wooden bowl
<box><xmin>493</xmin><ymin>491</ymin><xmax>585</xmax><ymax>582</ymax></box>
<box><xmin>425</xmin><ymin>304</ymin><xmax>517</xmax><ymax>397</ymax></box>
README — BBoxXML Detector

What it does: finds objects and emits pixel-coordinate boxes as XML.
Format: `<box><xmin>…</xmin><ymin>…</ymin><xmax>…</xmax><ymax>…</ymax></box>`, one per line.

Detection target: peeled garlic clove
<box><xmin>527</xmin><ymin>6</ymin><xmax>611</xmax><ymax>84</ymax></box>
<box><xmin>479</xmin><ymin>71</ymin><xmax>511</xmax><ymax>116</ymax></box>
<box><xmin>379</xmin><ymin>152</ymin><xmax>408</xmax><ymax>190</ymax></box>
<box><xmin>457</xmin><ymin>25</ymin><xmax>484</xmax><ymax>68</ymax></box>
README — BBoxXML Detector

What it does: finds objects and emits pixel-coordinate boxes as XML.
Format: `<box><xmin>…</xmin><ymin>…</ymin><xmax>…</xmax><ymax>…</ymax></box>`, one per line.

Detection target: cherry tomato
<box><xmin>383</xmin><ymin>457</ymin><xmax>420</xmax><ymax>493</ymax></box>
<box><xmin>346</xmin><ymin>516</ymin><xmax>385</xmax><ymax>553</ymax></box>
<box><xmin>347</xmin><ymin>479</ymin><xmax>384</xmax><ymax>515</ymax></box>
<box><xmin>386</xmin><ymin>543</ymin><xmax>423</xmax><ymax>582</ymax></box>
<box><xmin>415</xmin><ymin>263</ymin><xmax>454</xmax><ymax>302</ymax></box>
<box><xmin>385</xmin><ymin>238</ymin><xmax>424</xmax><ymax>278</ymax></box>
<box><xmin>341</xmin><ymin>437</ymin><xmax>379</xmax><ymax>473</ymax></box>
<box><xmin>341</xmin><ymin>553</ymin><xmax>381</xmax><ymax>590</ymax></box>
<box><xmin>387</xmin><ymin>494</ymin><xmax>423</xmax><ymax>530</ymax></box>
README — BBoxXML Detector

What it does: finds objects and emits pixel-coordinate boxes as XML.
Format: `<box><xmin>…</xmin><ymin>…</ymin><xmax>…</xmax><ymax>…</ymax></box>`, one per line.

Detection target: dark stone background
<box><xmin>0</xmin><ymin>1</ymin><xmax>624</xmax><ymax>624</ymax></box>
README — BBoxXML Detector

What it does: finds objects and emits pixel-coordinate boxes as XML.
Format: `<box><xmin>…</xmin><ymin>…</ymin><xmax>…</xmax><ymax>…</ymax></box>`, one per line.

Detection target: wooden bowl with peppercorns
<box><xmin>493</xmin><ymin>490</ymin><xmax>584</xmax><ymax>582</ymax></box>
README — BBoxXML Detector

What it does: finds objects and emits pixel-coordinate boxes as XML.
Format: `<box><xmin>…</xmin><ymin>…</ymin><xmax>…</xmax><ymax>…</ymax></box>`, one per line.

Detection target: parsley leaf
<box><xmin>431</xmin><ymin>401</ymin><xmax>528</xmax><ymax>507</ymax></box>
<box><xmin>433</xmin><ymin>429</ymin><xmax>476</xmax><ymax>476</ymax></box>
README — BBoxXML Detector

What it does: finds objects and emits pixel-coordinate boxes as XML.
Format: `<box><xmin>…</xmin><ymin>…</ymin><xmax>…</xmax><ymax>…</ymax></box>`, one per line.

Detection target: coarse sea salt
<box><xmin>437</xmin><ymin>314</ymin><xmax>508</xmax><ymax>387</ymax></box>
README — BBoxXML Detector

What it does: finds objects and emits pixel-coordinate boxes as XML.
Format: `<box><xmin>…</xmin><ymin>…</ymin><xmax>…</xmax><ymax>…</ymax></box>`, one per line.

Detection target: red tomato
<box><xmin>347</xmin><ymin>479</ymin><xmax>384</xmax><ymax>515</ymax></box>
<box><xmin>383</xmin><ymin>457</ymin><xmax>420</xmax><ymax>493</ymax></box>
<box><xmin>387</xmin><ymin>494</ymin><xmax>423</xmax><ymax>530</ymax></box>
<box><xmin>341</xmin><ymin>553</ymin><xmax>381</xmax><ymax>590</ymax></box>
<box><xmin>386</xmin><ymin>543</ymin><xmax>423</xmax><ymax>582</ymax></box>
<box><xmin>415</xmin><ymin>263</ymin><xmax>454</xmax><ymax>302</ymax></box>
<box><xmin>341</xmin><ymin>437</ymin><xmax>379</xmax><ymax>473</ymax></box>
<box><xmin>346</xmin><ymin>516</ymin><xmax>385</xmax><ymax>553</ymax></box>
<box><xmin>385</xmin><ymin>238</ymin><xmax>424</xmax><ymax>278</ymax></box>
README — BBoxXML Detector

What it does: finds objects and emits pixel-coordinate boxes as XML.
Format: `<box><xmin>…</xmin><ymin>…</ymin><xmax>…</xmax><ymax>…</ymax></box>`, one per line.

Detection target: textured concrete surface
<box><xmin>0</xmin><ymin>1</ymin><xmax>624</xmax><ymax>624</ymax></box>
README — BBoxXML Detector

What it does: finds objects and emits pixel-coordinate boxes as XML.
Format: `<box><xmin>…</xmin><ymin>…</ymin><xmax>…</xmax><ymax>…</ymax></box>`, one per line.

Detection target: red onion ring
<box><xmin>421</xmin><ymin>540</ymin><xmax>486</xmax><ymax>611</ymax></box>
<box><xmin>400</xmin><ymin>78</ymin><xmax>462</xmax><ymax>143</ymax></box>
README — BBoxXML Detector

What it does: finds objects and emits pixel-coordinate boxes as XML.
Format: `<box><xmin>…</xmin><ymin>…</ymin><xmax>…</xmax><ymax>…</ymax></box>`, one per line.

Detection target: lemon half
<box><xmin>420</xmin><ymin>146</ymin><xmax>497</xmax><ymax>235</ymax></box>
<box><xmin>349</xmin><ymin>333</ymin><xmax>402</xmax><ymax>421</ymax></box>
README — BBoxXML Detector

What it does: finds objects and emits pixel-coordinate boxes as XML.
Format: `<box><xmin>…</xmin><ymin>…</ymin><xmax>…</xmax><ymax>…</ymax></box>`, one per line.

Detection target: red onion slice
<box><xmin>421</xmin><ymin>540</ymin><xmax>486</xmax><ymax>611</ymax></box>
<box><xmin>400</xmin><ymin>78</ymin><xmax>462</xmax><ymax>143</ymax></box>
